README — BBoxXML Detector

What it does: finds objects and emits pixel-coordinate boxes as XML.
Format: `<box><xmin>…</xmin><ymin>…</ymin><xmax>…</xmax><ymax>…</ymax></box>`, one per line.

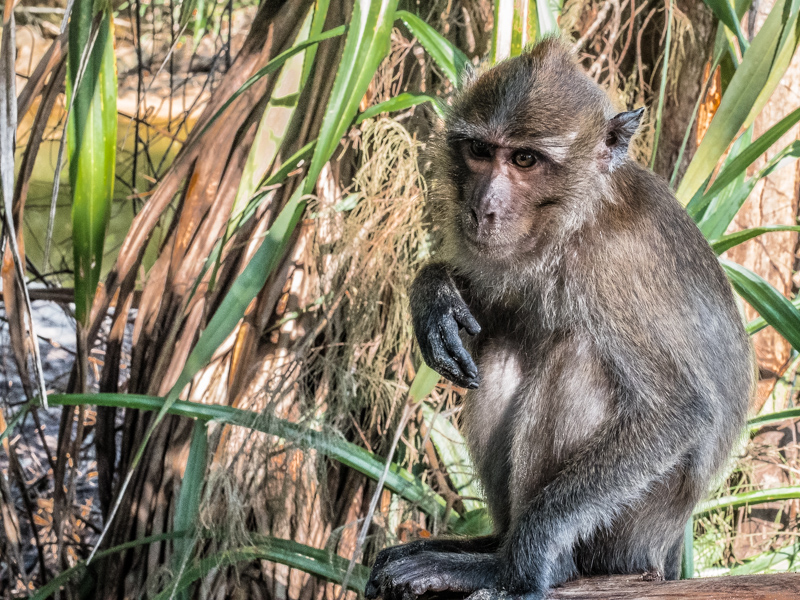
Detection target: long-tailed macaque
<box><xmin>365</xmin><ymin>39</ymin><xmax>753</xmax><ymax>600</ymax></box>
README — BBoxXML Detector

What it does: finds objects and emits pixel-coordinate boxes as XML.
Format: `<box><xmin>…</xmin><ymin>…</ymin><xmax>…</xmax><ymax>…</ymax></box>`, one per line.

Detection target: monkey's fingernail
<box><xmin>468</xmin><ymin>381</ymin><xmax>479</xmax><ymax>389</ymax></box>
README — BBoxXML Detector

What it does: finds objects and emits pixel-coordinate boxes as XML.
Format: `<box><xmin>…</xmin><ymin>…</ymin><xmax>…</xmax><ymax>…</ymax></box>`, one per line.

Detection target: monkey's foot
<box><xmin>366</xmin><ymin>552</ymin><xmax>498</xmax><ymax>600</ymax></box>
<box><xmin>640</xmin><ymin>570</ymin><xmax>664</xmax><ymax>582</ymax></box>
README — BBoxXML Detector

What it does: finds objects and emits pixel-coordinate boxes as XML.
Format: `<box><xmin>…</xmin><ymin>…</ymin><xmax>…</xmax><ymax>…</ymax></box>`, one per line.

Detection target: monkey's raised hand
<box><xmin>409</xmin><ymin>263</ymin><xmax>481</xmax><ymax>389</ymax></box>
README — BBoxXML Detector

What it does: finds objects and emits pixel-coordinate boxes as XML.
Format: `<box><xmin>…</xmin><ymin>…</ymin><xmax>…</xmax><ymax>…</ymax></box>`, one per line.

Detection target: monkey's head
<box><xmin>433</xmin><ymin>38</ymin><xmax>643</xmax><ymax>266</ymax></box>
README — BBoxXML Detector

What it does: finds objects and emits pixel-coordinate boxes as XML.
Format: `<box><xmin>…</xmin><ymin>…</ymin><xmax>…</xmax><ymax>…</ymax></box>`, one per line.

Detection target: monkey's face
<box><xmin>448</xmin><ymin>137</ymin><xmax>565</xmax><ymax>258</ymax></box>
<box><xmin>431</xmin><ymin>39</ymin><xmax>647</xmax><ymax>269</ymax></box>
<box><xmin>437</xmin><ymin>41</ymin><xmax>612</xmax><ymax>263</ymax></box>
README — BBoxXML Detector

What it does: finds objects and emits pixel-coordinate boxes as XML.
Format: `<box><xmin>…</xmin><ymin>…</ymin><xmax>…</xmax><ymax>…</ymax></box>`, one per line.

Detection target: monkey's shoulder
<box><xmin>572</xmin><ymin>163</ymin><xmax>735</xmax><ymax>318</ymax></box>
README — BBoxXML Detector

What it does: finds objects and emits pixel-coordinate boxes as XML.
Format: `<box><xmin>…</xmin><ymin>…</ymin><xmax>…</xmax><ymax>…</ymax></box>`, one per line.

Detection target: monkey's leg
<box><xmin>365</xmin><ymin>535</ymin><xmax>500</xmax><ymax>599</ymax></box>
<box><xmin>499</xmin><ymin>418</ymin><xmax>691</xmax><ymax>599</ymax></box>
<box><xmin>368</xmin><ymin>550</ymin><xmax>500</xmax><ymax>600</ymax></box>
<box><xmin>409</xmin><ymin>263</ymin><xmax>481</xmax><ymax>388</ymax></box>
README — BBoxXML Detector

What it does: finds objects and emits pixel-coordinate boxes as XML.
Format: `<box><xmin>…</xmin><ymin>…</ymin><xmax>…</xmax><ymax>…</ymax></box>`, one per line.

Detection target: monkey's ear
<box><xmin>602</xmin><ymin>108</ymin><xmax>644</xmax><ymax>171</ymax></box>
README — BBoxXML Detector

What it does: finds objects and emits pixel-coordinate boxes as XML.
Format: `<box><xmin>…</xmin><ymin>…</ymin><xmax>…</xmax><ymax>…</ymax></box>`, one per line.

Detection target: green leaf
<box><xmin>728</xmin><ymin>541</ymin><xmax>800</xmax><ymax>575</ymax></box>
<box><xmin>698</xmin><ymin>140</ymin><xmax>800</xmax><ymax>238</ymax></box>
<box><xmin>693</xmin><ymin>126</ymin><xmax>753</xmax><ymax>235</ymax></box>
<box><xmin>650</xmin><ymin>0</ymin><xmax>674</xmax><ymax>170</ymax></box>
<box><xmin>197</xmin><ymin>26</ymin><xmax>347</xmax><ymax>140</ymax></box>
<box><xmin>171</xmin><ymin>420</ymin><xmax>208</xmax><ymax>599</ymax></box>
<box><xmin>748</xmin><ymin>407</ymin><xmax>800</xmax><ymax>430</ymax></box>
<box><xmin>689</xmin><ymin>106</ymin><xmax>800</xmax><ymax>218</ymax></box>
<box><xmin>47</xmin><ymin>393</ymin><xmax>455</xmax><ymax>521</ymax></box>
<box><xmin>154</xmin><ymin>538</ymin><xmax>370</xmax><ymax>599</ymax></box>
<box><xmin>355</xmin><ymin>92</ymin><xmax>444</xmax><ymax>124</ymax></box>
<box><xmin>701</xmin><ymin>0</ymin><xmax>749</xmax><ymax>51</ymax></box>
<box><xmin>534</xmin><ymin>0</ymin><xmax>560</xmax><ymax>41</ymax></box>
<box><xmin>301</xmin><ymin>0</ymin><xmax>333</xmax><ymax>88</ymax></box>
<box><xmin>681</xmin><ymin>517</ymin><xmax>694</xmax><ymax>579</ymax></box>
<box><xmin>695</xmin><ymin>486</ymin><xmax>800</xmax><ymax>515</ymax></box>
<box><xmin>676</xmin><ymin>0</ymin><xmax>800</xmax><ymax>204</ymax></box>
<box><xmin>422</xmin><ymin>403</ymin><xmax>482</xmax><ymax>511</ymax></box>
<box><xmin>709</xmin><ymin>225</ymin><xmax>800</xmax><ymax>255</ymax></box>
<box><xmin>31</xmin><ymin>532</ymin><xmax>188</xmax><ymax>599</ymax></box>
<box><xmin>450</xmin><ymin>508</ymin><xmax>493</xmax><ymax>537</ymax></box>
<box><xmin>225</xmin><ymin>14</ymin><xmax>313</xmax><ymax>241</ymax></box>
<box><xmin>745</xmin><ymin>295</ymin><xmax>800</xmax><ymax>336</ymax></box>
<box><xmin>408</xmin><ymin>363</ymin><xmax>441</xmax><ymax>402</ymax></box>
<box><xmin>67</xmin><ymin>3</ymin><xmax>117</xmax><ymax>326</ymax></box>
<box><xmin>309</xmin><ymin>0</ymin><xmax>400</xmax><ymax>192</ymax></box>
<box><xmin>720</xmin><ymin>258</ymin><xmax>800</xmax><ymax>351</ymax></box>
<box><xmin>397</xmin><ymin>10</ymin><xmax>469</xmax><ymax>85</ymax></box>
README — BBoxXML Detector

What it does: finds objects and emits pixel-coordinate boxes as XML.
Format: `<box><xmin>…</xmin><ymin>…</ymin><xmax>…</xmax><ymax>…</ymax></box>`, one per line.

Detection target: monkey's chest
<box><xmin>461</xmin><ymin>334</ymin><xmax>612</xmax><ymax>529</ymax></box>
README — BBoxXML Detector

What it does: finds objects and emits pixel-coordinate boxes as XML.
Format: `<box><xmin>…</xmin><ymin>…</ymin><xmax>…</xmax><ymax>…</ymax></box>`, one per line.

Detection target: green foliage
<box><xmin>67</xmin><ymin>2</ymin><xmax>118</xmax><ymax>326</ymax></box>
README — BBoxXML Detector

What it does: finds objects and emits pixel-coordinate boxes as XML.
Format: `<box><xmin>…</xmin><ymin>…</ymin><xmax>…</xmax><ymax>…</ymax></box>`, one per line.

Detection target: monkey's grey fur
<box><xmin>365</xmin><ymin>39</ymin><xmax>753</xmax><ymax>600</ymax></box>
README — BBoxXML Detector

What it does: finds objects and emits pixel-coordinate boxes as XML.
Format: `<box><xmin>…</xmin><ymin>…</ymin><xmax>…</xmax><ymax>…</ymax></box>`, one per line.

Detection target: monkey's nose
<box><xmin>472</xmin><ymin>209</ymin><xmax>496</xmax><ymax>235</ymax></box>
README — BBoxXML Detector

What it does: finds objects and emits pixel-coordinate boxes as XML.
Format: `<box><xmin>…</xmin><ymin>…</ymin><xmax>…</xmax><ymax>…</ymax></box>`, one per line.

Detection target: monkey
<box><xmin>364</xmin><ymin>38</ymin><xmax>753</xmax><ymax>600</ymax></box>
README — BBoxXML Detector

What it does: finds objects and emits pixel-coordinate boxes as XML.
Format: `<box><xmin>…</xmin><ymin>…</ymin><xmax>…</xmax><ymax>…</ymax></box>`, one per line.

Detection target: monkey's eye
<box><xmin>512</xmin><ymin>150</ymin><xmax>538</xmax><ymax>168</ymax></box>
<box><xmin>469</xmin><ymin>140</ymin><xmax>492</xmax><ymax>159</ymax></box>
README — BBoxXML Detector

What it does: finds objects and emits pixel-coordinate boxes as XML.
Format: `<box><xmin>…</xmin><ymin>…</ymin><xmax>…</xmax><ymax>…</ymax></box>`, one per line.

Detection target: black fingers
<box><xmin>367</xmin><ymin>552</ymin><xmax>499</xmax><ymax>600</ymax></box>
<box><xmin>438</xmin><ymin>315</ymin><xmax>480</xmax><ymax>388</ymax></box>
<box><xmin>416</xmin><ymin>302</ymin><xmax>480</xmax><ymax>389</ymax></box>
<box><xmin>409</xmin><ymin>264</ymin><xmax>481</xmax><ymax>389</ymax></box>
<box><xmin>454</xmin><ymin>302</ymin><xmax>482</xmax><ymax>336</ymax></box>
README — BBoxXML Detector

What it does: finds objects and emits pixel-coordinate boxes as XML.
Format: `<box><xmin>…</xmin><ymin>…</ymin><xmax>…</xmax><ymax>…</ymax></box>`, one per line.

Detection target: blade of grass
<box><xmin>154</xmin><ymin>538</ymin><xmax>370</xmax><ymax>600</ymax></box>
<box><xmin>300</xmin><ymin>0</ymin><xmax>332</xmax><ymax>88</ymax></box>
<box><xmin>721</xmin><ymin>258</ymin><xmax>800</xmax><ymax>351</ymax></box>
<box><xmin>650</xmin><ymin>0</ymin><xmax>673</xmax><ymax>170</ymax></box>
<box><xmin>0</xmin><ymin>2</ymin><xmax>48</xmax><ymax>408</ymax></box>
<box><xmin>694</xmin><ymin>486</ymin><xmax>800</xmax><ymax>515</ymax></box>
<box><xmin>748</xmin><ymin>407</ymin><xmax>800</xmax><ymax>430</ymax></box>
<box><xmin>30</xmin><ymin>531</ymin><xmax>188</xmax><ymax>600</ymax></box>
<box><xmin>676</xmin><ymin>0</ymin><xmax>800</xmax><ymax>204</ymax></box>
<box><xmin>701</xmin><ymin>0</ymin><xmax>749</xmax><ymax>51</ymax></box>
<box><xmin>728</xmin><ymin>541</ymin><xmax>800</xmax><ymax>575</ymax></box>
<box><xmin>688</xmin><ymin>106</ymin><xmax>800</xmax><ymax>218</ymax></box>
<box><xmin>170</xmin><ymin>420</ymin><xmax>208</xmax><ymax>600</ymax></box>
<box><xmin>196</xmin><ymin>26</ymin><xmax>347</xmax><ymax>140</ymax></box>
<box><xmin>308</xmin><ymin>0</ymin><xmax>400</xmax><ymax>192</ymax></box>
<box><xmin>355</xmin><ymin>92</ymin><xmax>444</xmax><ymax>123</ymax></box>
<box><xmin>67</xmin><ymin>2</ymin><xmax>117</xmax><ymax>326</ymax></box>
<box><xmin>397</xmin><ymin>10</ymin><xmax>470</xmax><ymax>85</ymax></box>
<box><xmin>709</xmin><ymin>225</ymin><xmax>800</xmax><ymax>255</ymax></box>
<box><xmin>46</xmin><ymin>393</ymin><xmax>453</xmax><ymax>520</ymax></box>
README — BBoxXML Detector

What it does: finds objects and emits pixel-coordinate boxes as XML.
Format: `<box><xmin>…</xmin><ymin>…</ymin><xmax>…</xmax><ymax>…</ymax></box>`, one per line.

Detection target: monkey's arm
<box><xmin>409</xmin><ymin>263</ymin><xmax>481</xmax><ymax>388</ymax></box>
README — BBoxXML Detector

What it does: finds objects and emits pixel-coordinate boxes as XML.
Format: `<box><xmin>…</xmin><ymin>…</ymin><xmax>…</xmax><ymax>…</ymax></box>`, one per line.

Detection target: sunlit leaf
<box><xmin>709</xmin><ymin>225</ymin><xmax>800</xmax><ymax>255</ymax></box>
<box><xmin>676</xmin><ymin>0</ymin><xmax>800</xmax><ymax>204</ymax></box>
<box><xmin>720</xmin><ymin>258</ymin><xmax>800</xmax><ymax>351</ymax></box>
<box><xmin>67</xmin><ymin>2</ymin><xmax>117</xmax><ymax>325</ymax></box>
<box><xmin>47</xmin><ymin>393</ymin><xmax>454</xmax><ymax>520</ymax></box>
<box><xmin>397</xmin><ymin>10</ymin><xmax>469</xmax><ymax>85</ymax></box>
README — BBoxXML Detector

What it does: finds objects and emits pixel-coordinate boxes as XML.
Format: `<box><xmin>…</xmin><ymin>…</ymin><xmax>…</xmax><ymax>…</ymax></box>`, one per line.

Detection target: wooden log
<box><xmin>548</xmin><ymin>573</ymin><xmax>799</xmax><ymax>599</ymax></box>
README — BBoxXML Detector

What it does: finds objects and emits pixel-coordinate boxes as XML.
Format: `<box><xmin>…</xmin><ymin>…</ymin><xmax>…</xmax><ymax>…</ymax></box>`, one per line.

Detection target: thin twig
<box><xmin>574</xmin><ymin>0</ymin><xmax>615</xmax><ymax>53</ymax></box>
<box><xmin>338</xmin><ymin>401</ymin><xmax>418</xmax><ymax>598</ymax></box>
